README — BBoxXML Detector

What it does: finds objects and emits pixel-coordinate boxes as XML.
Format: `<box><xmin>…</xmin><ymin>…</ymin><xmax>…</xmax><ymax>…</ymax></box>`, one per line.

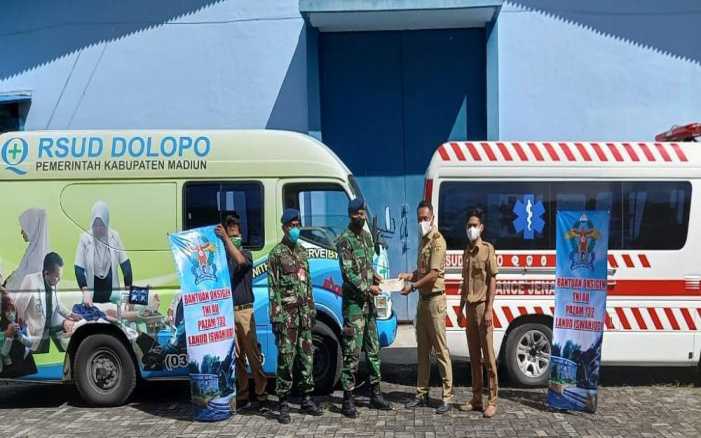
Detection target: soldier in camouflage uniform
<box><xmin>336</xmin><ymin>198</ymin><xmax>392</xmax><ymax>418</ymax></box>
<box><xmin>268</xmin><ymin>208</ymin><xmax>322</xmax><ymax>424</ymax></box>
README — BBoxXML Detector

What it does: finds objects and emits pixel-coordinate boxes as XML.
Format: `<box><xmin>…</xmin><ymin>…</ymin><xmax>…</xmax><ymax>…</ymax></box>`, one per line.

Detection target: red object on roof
<box><xmin>655</xmin><ymin>123</ymin><xmax>701</xmax><ymax>142</ymax></box>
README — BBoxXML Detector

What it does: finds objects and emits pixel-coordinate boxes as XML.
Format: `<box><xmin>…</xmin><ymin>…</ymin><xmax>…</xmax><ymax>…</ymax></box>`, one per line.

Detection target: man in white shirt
<box><xmin>15</xmin><ymin>252</ymin><xmax>80</xmax><ymax>353</ymax></box>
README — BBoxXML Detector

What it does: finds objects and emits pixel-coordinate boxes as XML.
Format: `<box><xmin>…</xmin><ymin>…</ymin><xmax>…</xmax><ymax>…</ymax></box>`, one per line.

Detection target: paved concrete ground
<box><xmin>2</xmin><ymin>327</ymin><xmax>700</xmax><ymax>437</ymax></box>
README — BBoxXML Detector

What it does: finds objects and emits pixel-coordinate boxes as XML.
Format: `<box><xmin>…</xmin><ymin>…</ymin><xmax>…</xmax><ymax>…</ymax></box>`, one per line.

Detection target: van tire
<box><xmin>74</xmin><ymin>334</ymin><xmax>137</xmax><ymax>407</ymax></box>
<box><xmin>311</xmin><ymin>321</ymin><xmax>341</xmax><ymax>394</ymax></box>
<box><xmin>504</xmin><ymin>323</ymin><xmax>553</xmax><ymax>387</ymax></box>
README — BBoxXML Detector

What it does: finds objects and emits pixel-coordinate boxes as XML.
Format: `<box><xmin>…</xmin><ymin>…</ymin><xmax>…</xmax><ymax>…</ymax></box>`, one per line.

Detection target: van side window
<box><xmin>621</xmin><ymin>181</ymin><xmax>691</xmax><ymax>250</ymax></box>
<box><xmin>283</xmin><ymin>183</ymin><xmax>349</xmax><ymax>250</ymax></box>
<box><xmin>438</xmin><ymin>181</ymin><xmax>552</xmax><ymax>251</ymax></box>
<box><xmin>439</xmin><ymin>180</ymin><xmax>691</xmax><ymax>251</ymax></box>
<box><xmin>554</xmin><ymin>182</ymin><xmax>622</xmax><ymax>250</ymax></box>
<box><xmin>184</xmin><ymin>182</ymin><xmax>264</xmax><ymax>249</ymax></box>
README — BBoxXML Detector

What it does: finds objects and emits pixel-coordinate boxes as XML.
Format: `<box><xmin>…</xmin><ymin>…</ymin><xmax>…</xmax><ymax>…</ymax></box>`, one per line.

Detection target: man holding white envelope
<box><xmin>398</xmin><ymin>200</ymin><xmax>453</xmax><ymax>414</ymax></box>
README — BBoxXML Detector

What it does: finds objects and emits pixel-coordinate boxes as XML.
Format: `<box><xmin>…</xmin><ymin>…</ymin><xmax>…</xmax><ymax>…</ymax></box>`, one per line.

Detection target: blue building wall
<box><xmin>492</xmin><ymin>0</ymin><xmax>701</xmax><ymax>140</ymax></box>
<box><xmin>0</xmin><ymin>0</ymin><xmax>309</xmax><ymax>131</ymax></box>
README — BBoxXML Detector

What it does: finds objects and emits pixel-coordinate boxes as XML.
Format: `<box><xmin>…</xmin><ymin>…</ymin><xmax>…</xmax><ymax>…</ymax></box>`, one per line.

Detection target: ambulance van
<box><xmin>0</xmin><ymin>130</ymin><xmax>397</xmax><ymax>406</ymax></box>
<box><xmin>426</xmin><ymin>140</ymin><xmax>701</xmax><ymax>386</ymax></box>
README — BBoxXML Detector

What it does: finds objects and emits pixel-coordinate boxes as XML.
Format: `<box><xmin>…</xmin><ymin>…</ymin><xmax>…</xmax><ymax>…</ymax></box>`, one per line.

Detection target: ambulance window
<box><xmin>183</xmin><ymin>182</ymin><xmax>264</xmax><ymax>249</ymax></box>
<box><xmin>621</xmin><ymin>181</ymin><xmax>691</xmax><ymax>250</ymax></box>
<box><xmin>554</xmin><ymin>182</ymin><xmax>622</xmax><ymax>249</ymax></box>
<box><xmin>438</xmin><ymin>181</ymin><xmax>552</xmax><ymax>251</ymax></box>
<box><xmin>283</xmin><ymin>183</ymin><xmax>349</xmax><ymax>250</ymax></box>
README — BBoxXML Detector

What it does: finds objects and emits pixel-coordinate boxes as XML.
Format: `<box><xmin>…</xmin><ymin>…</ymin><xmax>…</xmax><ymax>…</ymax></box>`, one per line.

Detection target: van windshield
<box><xmin>283</xmin><ymin>183</ymin><xmax>351</xmax><ymax>250</ymax></box>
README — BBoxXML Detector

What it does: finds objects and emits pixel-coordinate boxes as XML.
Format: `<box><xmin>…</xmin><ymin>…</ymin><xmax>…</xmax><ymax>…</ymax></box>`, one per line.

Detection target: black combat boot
<box><xmin>369</xmin><ymin>383</ymin><xmax>392</xmax><ymax>410</ymax></box>
<box><xmin>300</xmin><ymin>395</ymin><xmax>322</xmax><ymax>416</ymax></box>
<box><xmin>405</xmin><ymin>395</ymin><xmax>429</xmax><ymax>409</ymax></box>
<box><xmin>341</xmin><ymin>390</ymin><xmax>358</xmax><ymax>418</ymax></box>
<box><xmin>278</xmin><ymin>397</ymin><xmax>291</xmax><ymax>424</ymax></box>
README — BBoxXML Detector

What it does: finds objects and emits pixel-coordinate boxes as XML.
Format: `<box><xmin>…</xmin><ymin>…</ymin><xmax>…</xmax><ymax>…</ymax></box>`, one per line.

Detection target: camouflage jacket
<box><xmin>268</xmin><ymin>239</ymin><xmax>316</xmax><ymax>327</ymax></box>
<box><xmin>336</xmin><ymin>227</ymin><xmax>377</xmax><ymax>303</ymax></box>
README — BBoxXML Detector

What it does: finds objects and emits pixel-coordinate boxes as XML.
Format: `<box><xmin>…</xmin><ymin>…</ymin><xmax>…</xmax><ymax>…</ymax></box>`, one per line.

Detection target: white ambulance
<box><xmin>425</xmin><ymin>140</ymin><xmax>701</xmax><ymax>386</ymax></box>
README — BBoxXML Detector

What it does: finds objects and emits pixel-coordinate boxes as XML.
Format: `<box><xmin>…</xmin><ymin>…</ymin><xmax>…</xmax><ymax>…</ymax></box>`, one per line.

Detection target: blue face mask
<box><xmin>288</xmin><ymin>227</ymin><xmax>301</xmax><ymax>244</ymax></box>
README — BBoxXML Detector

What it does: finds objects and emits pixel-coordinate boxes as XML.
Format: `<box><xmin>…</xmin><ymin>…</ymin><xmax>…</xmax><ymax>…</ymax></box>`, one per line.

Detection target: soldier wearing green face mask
<box><xmin>336</xmin><ymin>197</ymin><xmax>392</xmax><ymax>418</ymax></box>
<box><xmin>215</xmin><ymin>212</ymin><xmax>267</xmax><ymax>412</ymax></box>
<box><xmin>268</xmin><ymin>208</ymin><xmax>322</xmax><ymax>424</ymax></box>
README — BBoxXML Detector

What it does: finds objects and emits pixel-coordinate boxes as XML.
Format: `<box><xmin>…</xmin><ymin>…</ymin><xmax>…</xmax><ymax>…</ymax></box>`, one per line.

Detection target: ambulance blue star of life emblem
<box><xmin>513</xmin><ymin>194</ymin><xmax>545</xmax><ymax>240</ymax></box>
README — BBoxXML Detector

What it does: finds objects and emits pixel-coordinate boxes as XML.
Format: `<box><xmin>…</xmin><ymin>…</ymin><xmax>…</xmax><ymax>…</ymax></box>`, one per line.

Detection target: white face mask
<box><xmin>466</xmin><ymin>225</ymin><xmax>481</xmax><ymax>242</ymax></box>
<box><xmin>5</xmin><ymin>311</ymin><xmax>16</xmax><ymax>323</ymax></box>
<box><xmin>419</xmin><ymin>220</ymin><xmax>432</xmax><ymax>238</ymax></box>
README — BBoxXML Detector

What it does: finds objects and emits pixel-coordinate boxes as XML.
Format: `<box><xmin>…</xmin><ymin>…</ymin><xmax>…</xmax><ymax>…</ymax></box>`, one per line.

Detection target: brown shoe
<box><xmin>457</xmin><ymin>401</ymin><xmax>483</xmax><ymax>412</ymax></box>
<box><xmin>483</xmin><ymin>405</ymin><xmax>497</xmax><ymax>418</ymax></box>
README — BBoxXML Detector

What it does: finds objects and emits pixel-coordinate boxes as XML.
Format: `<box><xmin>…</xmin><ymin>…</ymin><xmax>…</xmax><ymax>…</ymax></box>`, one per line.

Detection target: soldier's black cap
<box><xmin>281</xmin><ymin>208</ymin><xmax>300</xmax><ymax>225</ymax></box>
<box><xmin>348</xmin><ymin>197</ymin><xmax>366</xmax><ymax>215</ymax></box>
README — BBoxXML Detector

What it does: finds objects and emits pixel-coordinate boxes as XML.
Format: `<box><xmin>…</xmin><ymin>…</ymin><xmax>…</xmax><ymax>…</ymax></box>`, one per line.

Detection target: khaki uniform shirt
<box><xmin>461</xmin><ymin>240</ymin><xmax>498</xmax><ymax>304</ymax></box>
<box><xmin>416</xmin><ymin>227</ymin><xmax>446</xmax><ymax>294</ymax></box>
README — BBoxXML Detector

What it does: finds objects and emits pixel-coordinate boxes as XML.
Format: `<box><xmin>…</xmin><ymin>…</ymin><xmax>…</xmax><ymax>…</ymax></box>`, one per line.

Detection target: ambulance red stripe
<box><xmin>671</xmin><ymin>143</ymin><xmax>688</xmax><ymax>162</ymax></box>
<box><xmin>638</xmin><ymin>143</ymin><xmax>656</xmax><ymax>161</ymax></box>
<box><xmin>481</xmin><ymin>142</ymin><xmax>498</xmax><ymax>161</ymax></box>
<box><xmin>623</xmin><ymin>143</ymin><xmax>640</xmax><ymax>161</ymax></box>
<box><xmin>466</xmin><ymin>142</ymin><xmax>481</xmax><ymax>161</ymax></box>
<box><xmin>511</xmin><ymin>142</ymin><xmax>528</xmax><ymax>161</ymax></box>
<box><xmin>638</xmin><ymin>254</ymin><xmax>651</xmax><ymax>268</ymax></box>
<box><xmin>528</xmin><ymin>142</ymin><xmax>545</xmax><ymax>161</ymax></box>
<box><xmin>608</xmin><ymin>255</ymin><xmax>619</xmax><ymax>268</ymax></box>
<box><xmin>438</xmin><ymin>145</ymin><xmax>450</xmax><ymax>161</ymax></box>
<box><xmin>615</xmin><ymin>308</ymin><xmax>631</xmax><ymax>330</ymax></box>
<box><xmin>497</xmin><ymin>142</ymin><xmax>513</xmax><ymax>161</ymax></box>
<box><xmin>606</xmin><ymin>143</ymin><xmax>624</xmax><ymax>161</ymax></box>
<box><xmin>559</xmin><ymin>142</ymin><xmax>576</xmax><ymax>161</ymax></box>
<box><xmin>591</xmin><ymin>142</ymin><xmax>608</xmax><ymax>161</ymax></box>
<box><xmin>543</xmin><ymin>142</ymin><xmax>560</xmax><ymax>161</ymax></box>
<box><xmin>680</xmin><ymin>308</ymin><xmax>696</xmax><ymax>331</ymax></box>
<box><xmin>502</xmin><ymin>306</ymin><xmax>515</xmax><ymax>323</ymax></box>
<box><xmin>517</xmin><ymin>306</ymin><xmax>528</xmax><ymax>316</ymax></box>
<box><xmin>630</xmin><ymin>307</ymin><xmax>647</xmax><ymax>330</ymax></box>
<box><xmin>621</xmin><ymin>254</ymin><xmax>635</xmax><ymax>268</ymax></box>
<box><xmin>574</xmin><ymin>143</ymin><xmax>592</xmax><ymax>161</ymax></box>
<box><xmin>663</xmin><ymin>308</ymin><xmax>680</xmax><ymax>330</ymax></box>
<box><xmin>604</xmin><ymin>312</ymin><xmax>614</xmax><ymax>330</ymax></box>
<box><xmin>647</xmin><ymin>308</ymin><xmax>663</xmax><ymax>330</ymax></box>
<box><xmin>450</xmin><ymin>142</ymin><xmax>466</xmax><ymax>161</ymax></box>
<box><xmin>654</xmin><ymin>143</ymin><xmax>672</xmax><ymax>162</ymax></box>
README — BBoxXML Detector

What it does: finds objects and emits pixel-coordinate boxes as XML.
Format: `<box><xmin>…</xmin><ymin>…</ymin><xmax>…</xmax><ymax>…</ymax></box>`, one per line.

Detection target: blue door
<box><xmin>319</xmin><ymin>29</ymin><xmax>486</xmax><ymax>320</ymax></box>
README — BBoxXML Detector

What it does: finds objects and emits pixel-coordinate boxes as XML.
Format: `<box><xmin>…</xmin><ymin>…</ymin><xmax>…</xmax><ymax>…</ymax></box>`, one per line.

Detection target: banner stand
<box><xmin>547</xmin><ymin>211</ymin><xmax>609</xmax><ymax>413</ymax></box>
<box><xmin>169</xmin><ymin>226</ymin><xmax>237</xmax><ymax>421</ymax></box>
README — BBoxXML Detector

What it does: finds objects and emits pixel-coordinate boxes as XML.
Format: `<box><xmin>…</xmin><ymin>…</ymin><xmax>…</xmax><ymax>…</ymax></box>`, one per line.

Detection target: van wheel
<box><xmin>504</xmin><ymin>323</ymin><xmax>552</xmax><ymax>387</ymax></box>
<box><xmin>311</xmin><ymin>321</ymin><xmax>341</xmax><ymax>394</ymax></box>
<box><xmin>74</xmin><ymin>334</ymin><xmax>136</xmax><ymax>406</ymax></box>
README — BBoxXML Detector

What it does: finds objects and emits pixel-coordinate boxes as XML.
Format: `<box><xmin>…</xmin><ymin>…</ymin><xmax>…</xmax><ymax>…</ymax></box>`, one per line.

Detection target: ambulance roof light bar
<box><xmin>655</xmin><ymin>123</ymin><xmax>701</xmax><ymax>142</ymax></box>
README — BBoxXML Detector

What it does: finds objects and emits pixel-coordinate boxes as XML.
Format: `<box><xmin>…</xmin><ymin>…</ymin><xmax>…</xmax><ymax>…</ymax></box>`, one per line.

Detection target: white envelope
<box><xmin>379</xmin><ymin>278</ymin><xmax>405</xmax><ymax>293</ymax></box>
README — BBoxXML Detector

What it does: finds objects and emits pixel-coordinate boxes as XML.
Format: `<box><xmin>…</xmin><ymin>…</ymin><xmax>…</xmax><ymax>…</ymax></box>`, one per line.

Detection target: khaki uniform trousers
<box><xmin>415</xmin><ymin>292</ymin><xmax>453</xmax><ymax>401</ymax></box>
<box><xmin>466</xmin><ymin>301</ymin><xmax>498</xmax><ymax>407</ymax></box>
<box><xmin>235</xmin><ymin>307</ymin><xmax>267</xmax><ymax>401</ymax></box>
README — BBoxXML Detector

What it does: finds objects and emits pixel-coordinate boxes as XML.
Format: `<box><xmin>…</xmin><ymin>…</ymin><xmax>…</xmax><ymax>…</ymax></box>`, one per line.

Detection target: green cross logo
<box><xmin>2</xmin><ymin>137</ymin><xmax>29</xmax><ymax>175</ymax></box>
<box><xmin>8</xmin><ymin>142</ymin><xmax>22</xmax><ymax>160</ymax></box>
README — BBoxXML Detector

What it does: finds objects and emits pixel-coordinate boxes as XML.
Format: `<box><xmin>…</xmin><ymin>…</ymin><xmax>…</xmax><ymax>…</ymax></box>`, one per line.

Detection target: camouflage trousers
<box><xmin>274</xmin><ymin>322</ymin><xmax>314</xmax><ymax>398</ymax></box>
<box><xmin>340</xmin><ymin>301</ymin><xmax>381</xmax><ymax>391</ymax></box>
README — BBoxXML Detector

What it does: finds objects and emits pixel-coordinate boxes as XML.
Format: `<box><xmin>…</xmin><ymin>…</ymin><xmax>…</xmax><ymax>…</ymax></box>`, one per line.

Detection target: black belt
<box><xmin>420</xmin><ymin>291</ymin><xmax>444</xmax><ymax>301</ymax></box>
<box><xmin>234</xmin><ymin>303</ymin><xmax>253</xmax><ymax>311</ymax></box>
